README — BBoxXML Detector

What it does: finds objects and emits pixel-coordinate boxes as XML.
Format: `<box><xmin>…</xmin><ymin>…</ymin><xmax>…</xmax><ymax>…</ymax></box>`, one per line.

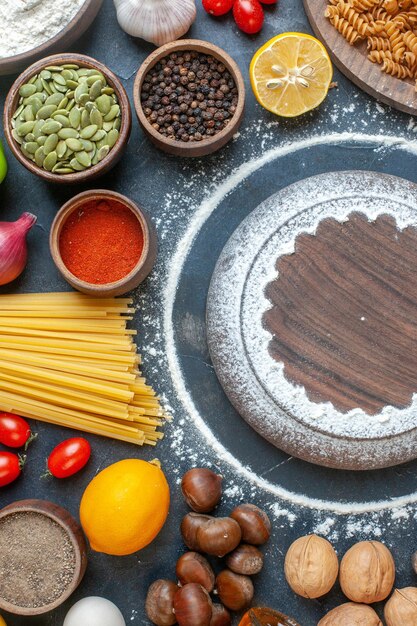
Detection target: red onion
<box><xmin>0</xmin><ymin>212</ymin><xmax>37</xmax><ymax>286</ymax></box>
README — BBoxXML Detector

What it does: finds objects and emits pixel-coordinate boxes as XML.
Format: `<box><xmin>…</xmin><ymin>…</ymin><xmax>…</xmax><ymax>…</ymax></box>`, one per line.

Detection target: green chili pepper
<box><xmin>0</xmin><ymin>139</ymin><xmax>7</xmax><ymax>184</ymax></box>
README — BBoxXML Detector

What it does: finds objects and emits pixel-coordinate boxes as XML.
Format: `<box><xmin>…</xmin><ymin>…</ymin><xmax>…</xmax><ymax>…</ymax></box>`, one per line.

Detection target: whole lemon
<box><xmin>80</xmin><ymin>459</ymin><xmax>170</xmax><ymax>556</ymax></box>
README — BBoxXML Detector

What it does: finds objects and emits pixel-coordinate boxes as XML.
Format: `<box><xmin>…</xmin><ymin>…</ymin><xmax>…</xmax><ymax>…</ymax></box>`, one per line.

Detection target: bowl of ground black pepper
<box><xmin>50</xmin><ymin>189</ymin><xmax>157</xmax><ymax>296</ymax></box>
<box><xmin>4</xmin><ymin>53</ymin><xmax>132</xmax><ymax>184</ymax></box>
<box><xmin>0</xmin><ymin>499</ymin><xmax>87</xmax><ymax>616</ymax></box>
<box><xmin>133</xmin><ymin>40</ymin><xmax>245</xmax><ymax>157</ymax></box>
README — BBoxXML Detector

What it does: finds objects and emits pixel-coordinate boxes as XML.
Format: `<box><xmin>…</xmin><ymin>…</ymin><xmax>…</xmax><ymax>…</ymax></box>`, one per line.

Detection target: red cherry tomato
<box><xmin>202</xmin><ymin>0</ymin><xmax>234</xmax><ymax>16</ymax></box>
<box><xmin>259</xmin><ymin>0</ymin><xmax>277</xmax><ymax>4</ymax></box>
<box><xmin>0</xmin><ymin>413</ymin><xmax>35</xmax><ymax>449</ymax></box>
<box><xmin>47</xmin><ymin>438</ymin><xmax>91</xmax><ymax>479</ymax></box>
<box><xmin>233</xmin><ymin>0</ymin><xmax>264</xmax><ymax>33</ymax></box>
<box><xmin>0</xmin><ymin>452</ymin><xmax>24</xmax><ymax>487</ymax></box>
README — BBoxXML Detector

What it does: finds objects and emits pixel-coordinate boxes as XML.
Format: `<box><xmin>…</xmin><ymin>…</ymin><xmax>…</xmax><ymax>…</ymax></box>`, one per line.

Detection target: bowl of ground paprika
<box><xmin>50</xmin><ymin>190</ymin><xmax>157</xmax><ymax>296</ymax></box>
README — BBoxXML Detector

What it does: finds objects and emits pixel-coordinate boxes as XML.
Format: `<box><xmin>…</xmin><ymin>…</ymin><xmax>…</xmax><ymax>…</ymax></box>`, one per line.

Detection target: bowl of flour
<box><xmin>0</xmin><ymin>0</ymin><xmax>103</xmax><ymax>76</ymax></box>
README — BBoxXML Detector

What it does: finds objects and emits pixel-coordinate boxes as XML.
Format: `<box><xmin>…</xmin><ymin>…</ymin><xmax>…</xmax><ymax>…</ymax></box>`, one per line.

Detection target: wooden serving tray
<box><xmin>303</xmin><ymin>0</ymin><xmax>417</xmax><ymax>115</ymax></box>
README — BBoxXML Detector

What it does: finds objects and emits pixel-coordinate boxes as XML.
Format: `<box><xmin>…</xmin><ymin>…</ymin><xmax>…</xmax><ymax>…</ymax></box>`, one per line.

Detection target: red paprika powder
<box><xmin>59</xmin><ymin>199</ymin><xmax>144</xmax><ymax>284</ymax></box>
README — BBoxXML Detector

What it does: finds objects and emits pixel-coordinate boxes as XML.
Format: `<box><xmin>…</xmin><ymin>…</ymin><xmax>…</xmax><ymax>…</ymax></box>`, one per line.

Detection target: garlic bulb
<box><xmin>114</xmin><ymin>0</ymin><xmax>196</xmax><ymax>46</ymax></box>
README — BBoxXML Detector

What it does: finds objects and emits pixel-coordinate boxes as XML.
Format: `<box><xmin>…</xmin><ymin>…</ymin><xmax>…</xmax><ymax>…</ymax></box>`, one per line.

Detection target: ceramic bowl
<box><xmin>50</xmin><ymin>189</ymin><xmax>157</xmax><ymax>297</ymax></box>
<box><xmin>133</xmin><ymin>39</ymin><xmax>245</xmax><ymax>157</ymax></box>
<box><xmin>4</xmin><ymin>53</ymin><xmax>132</xmax><ymax>184</ymax></box>
<box><xmin>0</xmin><ymin>499</ymin><xmax>87</xmax><ymax>616</ymax></box>
<box><xmin>0</xmin><ymin>0</ymin><xmax>103</xmax><ymax>76</ymax></box>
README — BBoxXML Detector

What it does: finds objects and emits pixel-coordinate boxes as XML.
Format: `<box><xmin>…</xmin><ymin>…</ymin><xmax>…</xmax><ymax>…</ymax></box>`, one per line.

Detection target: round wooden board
<box><xmin>303</xmin><ymin>0</ymin><xmax>417</xmax><ymax>115</ymax></box>
<box><xmin>206</xmin><ymin>171</ymin><xmax>417</xmax><ymax>471</ymax></box>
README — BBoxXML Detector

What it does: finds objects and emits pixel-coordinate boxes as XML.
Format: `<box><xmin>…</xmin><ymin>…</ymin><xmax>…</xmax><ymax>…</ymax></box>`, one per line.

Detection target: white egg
<box><xmin>63</xmin><ymin>597</ymin><xmax>126</xmax><ymax>626</ymax></box>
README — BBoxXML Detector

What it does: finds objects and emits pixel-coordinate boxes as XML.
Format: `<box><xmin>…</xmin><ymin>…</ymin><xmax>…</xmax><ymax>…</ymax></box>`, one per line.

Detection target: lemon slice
<box><xmin>250</xmin><ymin>33</ymin><xmax>333</xmax><ymax>118</ymax></box>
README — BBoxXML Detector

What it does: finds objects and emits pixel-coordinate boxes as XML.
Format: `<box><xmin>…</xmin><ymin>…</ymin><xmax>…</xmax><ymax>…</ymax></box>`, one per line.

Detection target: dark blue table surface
<box><xmin>1</xmin><ymin>1</ymin><xmax>417</xmax><ymax>624</ymax></box>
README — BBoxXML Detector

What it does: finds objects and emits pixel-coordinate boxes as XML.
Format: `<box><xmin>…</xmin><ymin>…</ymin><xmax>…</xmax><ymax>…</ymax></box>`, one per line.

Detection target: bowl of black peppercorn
<box><xmin>133</xmin><ymin>39</ymin><xmax>245</xmax><ymax>157</ymax></box>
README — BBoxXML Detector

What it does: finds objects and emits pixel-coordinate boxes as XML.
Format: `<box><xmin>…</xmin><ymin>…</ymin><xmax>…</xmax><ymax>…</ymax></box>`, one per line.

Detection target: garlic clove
<box><xmin>113</xmin><ymin>0</ymin><xmax>197</xmax><ymax>46</ymax></box>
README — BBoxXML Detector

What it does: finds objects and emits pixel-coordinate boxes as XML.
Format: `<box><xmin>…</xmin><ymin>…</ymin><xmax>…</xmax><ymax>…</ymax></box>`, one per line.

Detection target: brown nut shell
<box><xmin>318</xmin><ymin>602</ymin><xmax>383</xmax><ymax>625</ymax></box>
<box><xmin>210</xmin><ymin>604</ymin><xmax>232</xmax><ymax>626</ymax></box>
<box><xmin>145</xmin><ymin>579</ymin><xmax>177</xmax><ymax>626</ymax></box>
<box><xmin>340</xmin><ymin>541</ymin><xmax>395</xmax><ymax>604</ymax></box>
<box><xmin>226</xmin><ymin>544</ymin><xmax>264</xmax><ymax>575</ymax></box>
<box><xmin>197</xmin><ymin>516</ymin><xmax>242</xmax><ymax>557</ymax></box>
<box><xmin>230</xmin><ymin>504</ymin><xmax>271</xmax><ymax>545</ymax></box>
<box><xmin>239</xmin><ymin>608</ymin><xmax>301</xmax><ymax>626</ymax></box>
<box><xmin>174</xmin><ymin>583</ymin><xmax>213</xmax><ymax>626</ymax></box>
<box><xmin>181</xmin><ymin>513</ymin><xmax>209</xmax><ymax>551</ymax></box>
<box><xmin>284</xmin><ymin>534</ymin><xmax>338</xmax><ymax>599</ymax></box>
<box><xmin>181</xmin><ymin>468</ymin><xmax>222</xmax><ymax>513</ymax></box>
<box><xmin>176</xmin><ymin>552</ymin><xmax>215</xmax><ymax>592</ymax></box>
<box><xmin>384</xmin><ymin>587</ymin><xmax>417</xmax><ymax>626</ymax></box>
<box><xmin>216</xmin><ymin>569</ymin><xmax>254</xmax><ymax>612</ymax></box>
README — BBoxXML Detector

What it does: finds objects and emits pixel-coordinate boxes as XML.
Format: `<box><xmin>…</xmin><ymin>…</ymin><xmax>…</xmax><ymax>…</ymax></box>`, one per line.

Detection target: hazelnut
<box><xmin>284</xmin><ymin>534</ymin><xmax>338</xmax><ymax>599</ymax></box>
<box><xmin>226</xmin><ymin>544</ymin><xmax>264</xmax><ymax>575</ymax></box>
<box><xmin>210</xmin><ymin>604</ymin><xmax>232</xmax><ymax>626</ymax></box>
<box><xmin>340</xmin><ymin>541</ymin><xmax>395</xmax><ymax>603</ymax></box>
<box><xmin>239</xmin><ymin>607</ymin><xmax>301</xmax><ymax>626</ymax></box>
<box><xmin>384</xmin><ymin>587</ymin><xmax>417</xmax><ymax>626</ymax></box>
<box><xmin>176</xmin><ymin>552</ymin><xmax>215</xmax><ymax>592</ymax></box>
<box><xmin>216</xmin><ymin>569</ymin><xmax>254</xmax><ymax>611</ymax></box>
<box><xmin>230</xmin><ymin>504</ymin><xmax>271</xmax><ymax>545</ymax></box>
<box><xmin>318</xmin><ymin>602</ymin><xmax>383</xmax><ymax>625</ymax></box>
<box><xmin>181</xmin><ymin>468</ymin><xmax>222</xmax><ymax>512</ymax></box>
<box><xmin>174</xmin><ymin>583</ymin><xmax>213</xmax><ymax>626</ymax></box>
<box><xmin>145</xmin><ymin>579</ymin><xmax>177</xmax><ymax>626</ymax></box>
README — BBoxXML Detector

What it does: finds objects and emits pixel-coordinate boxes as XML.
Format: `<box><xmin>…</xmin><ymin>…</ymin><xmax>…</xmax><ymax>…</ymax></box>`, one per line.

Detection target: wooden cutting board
<box><xmin>303</xmin><ymin>0</ymin><xmax>417</xmax><ymax>115</ymax></box>
<box><xmin>206</xmin><ymin>171</ymin><xmax>417</xmax><ymax>470</ymax></box>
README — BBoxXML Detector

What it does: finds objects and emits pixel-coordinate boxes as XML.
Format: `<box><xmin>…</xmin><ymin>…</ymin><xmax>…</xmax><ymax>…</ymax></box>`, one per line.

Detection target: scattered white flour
<box><xmin>0</xmin><ymin>0</ymin><xmax>86</xmax><ymax>58</ymax></box>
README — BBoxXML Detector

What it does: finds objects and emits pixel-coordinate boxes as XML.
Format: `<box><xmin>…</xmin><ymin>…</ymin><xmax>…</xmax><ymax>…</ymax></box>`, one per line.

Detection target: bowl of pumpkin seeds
<box><xmin>4</xmin><ymin>53</ymin><xmax>132</xmax><ymax>183</ymax></box>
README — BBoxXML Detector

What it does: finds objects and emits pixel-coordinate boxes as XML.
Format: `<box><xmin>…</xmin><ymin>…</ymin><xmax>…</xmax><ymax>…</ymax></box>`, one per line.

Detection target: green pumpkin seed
<box><xmin>78</xmin><ymin>93</ymin><xmax>89</xmax><ymax>106</ymax></box>
<box><xmin>41</xmin><ymin>78</ymin><xmax>52</xmax><ymax>95</ymax></box>
<box><xmin>66</xmin><ymin>79</ymin><xmax>79</xmax><ymax>90</ymax></box>
<box><xmin>36</xmin><ymin>135</ymin><xmax>47</xmax><ymax>146</ymax></box>
<box><xmin>45</xmin><ymin>93</ymin><xmax>63</xmax><ymax>107</ymax></box>
<box><xmin>37</xmin><ymin>104</ymin><xmax>57</xmax><ymax>119</ymax></box>
<box><xmin>43</xmin><ymin>151</ymin><xmax>57</xmax><ymax>171</ymax></box>
<box><xmin>103</xmin><ymin>104</ymin><xmax>120</xmax><ymax>122</ymax></box>
<box><xmin>45</xmin><ymin>66</ymin><xmax>62</xmax><ymax>72</ymax></box>
<box><xmin>24</xmin><ymin>141</ymin><xmax>39</xmax><ymax>155</ymax></box>
<box><xmin>62</xmin><ymin>64</ymin><xmax>79</xmax><ymax>70</ymax></box>
<box><xmin>80</xmin><ymin>109</ymin><xmax>90</xmax><ymax>128</ymax></box>
<box><xmin>66</xmin><ymin>99</ymin><xmax>76</xmax><ymax>112</ymax></box>
<box><xmin>58</xmin><ymin>97</ymin><xmax>69</xmax><ymax>109</ymax></box>
<box><xmin>66</xmin><ymin>138</ymin><xmax>83</xmax><ymax>152</ymax></box>
<box><xmin>58</xmin><ymin>128</ymin><xmax>78</xmax><ymax>139</ymax></box>
<box><xmin>101</xmin><ymin>87</ymin><xmax>115</xmax><ymax>96</ymax></box>
<box><xmin>40</xmin><ymin>70</ymin><xmax>52</xmax><ymax>80</ymax></box>
<box><xmin>24</xmin><ymin>105</ymin><xmax>35</xmax><ymax>122</ymax></box>
<box><xmin>12</xmin><ymin>129</ymin><xmax>23</xmax><ymax>144</ymax></box>
<box><xmin>74</xmin><ymin>82</ymin><xmax>88</xmax><ymax>103</ymax></box>
<box><xmin>91</xmin><ymin>129</ymin><xmax>106</xmax><ymax>142</ymax></box>
<box><xmin>30</xmin><ymin>98</ymin><xmax>43</xmax><ymax>115</ymax></box>
<box><xmin>43</xmin><ymin>134</ymin><xmax>59</xmax><ymax>155</ymax></box>
<box><xmin>52</xmin><ymin>72</ymin><xmax>67</xmax><ymax>86</ymax></box>
<box><xmin>13</xmin><ymin>104</ymin><xmax>24</xmax><ymax>119</ymax></box>
<box><xmin>80</xmin><ymin>124</ymin><xmax>98</xmax><ymax>140</ymax></box>
<box><xmin>75</xmin><ymin>151</ymin><xmax>91</xmax><ymax>167</ymax></box>
<box><xmin>49</xmin><ymin>82</ymin><xmax>58</xmax><ymax>94</ymax></box>
<box><xmin>33</xmin><ymin>119</ymin><xmax>45</xmax><ymax>138</ymax></box>
<box><xmin>21</xmin><ymin>145</ymin><xmax>34</xmax><ymax>160</ymax></box>
<box><xmin>69</xmin><ymin>107</ymin><xmax>81</xmax><ymax>129</ymax></box>
<box><xmin>53</xmin><ymin>167</ymin><xmax>75</xmax><ymax>174</ymax></box>
<box><xmin>34</xmin><ymin>146</ymin><xmax>45</xmax><ymax>167</ymax></box>
<box><xmin>107</xmin><ymin>129</ymin><xmax>119</xmax><ymax>148</ymax></box>
<box><xmin>64</xmin><ymin>148</ymin><xmax>74</xmax><ymax>159</ymax></box>
<box><xmin>42</xmin><ymin>120</ymin><xmax>62</xmax><ymax>134</ymax></box>
<box><xmin>26</xmin><ymin>133</ymin><xmax>35</xmax><ymax>142</ymax></box>
<box><xmin>89</xmin><ymin>108</ymin><xmax>103</xmax><ymax>128</ymax></box>
<box><xmin>80</xmin><ymin>139</ymin><xmax>94</xmax><ymax>151</ymax></box>
<box><xmin>70</xmin><ymin>157</ymin><xmax>86</xmax><ymax>171</ymax></box>
<box><xmin>54</xmin><ymin>115</ymin><xmax>70</xmax><ymax>128</ymax></box>
<box><xmin>95</xmin><ymin>94</ymin><xmax>112</xmax><ymax>115</ymax></box>
<box><xmin>56</xmin><ymin>140</ymin><xmax>67</xmax><ymax>159</ymax></box>
<box><xmin>96</xmin><ymin>136</ymin><xmax>108</xmax><ymax>150</ymax></box>
<box><xmin>17</xmin><ymin>121</ymin><xmax>35</xmax><ymax>137</ymax></box>
<box><xmin>19</xmin><ymin>83</ymin><xmax>37</xmax><ymax>98</ymax></box>
<box><xmin>97</xmin><ymin>145</ymin><xmax>110</xmax><ymax>162</ymax></box>
<box><xmin>28</xmin><ymin>75</ymin><xmax>37</xmax><ymax>85</ymax></box>
<box><xmin>102</xmin><ymin>121</ymin><xmax>114</xmax><ymax>132</ymax></box>
<box><xmin>35</xmin><ymin>77</ymin><xmax>44</xmax><ymax>92</ymax></box>
<box><xmin>89</xmin><ymin>80</ymin><xmax>103</xmax><ymax>100</ymax></box>
<box><xmin>84</xmin><ymin>101</ymin><xmax>95</xmax><ymax>113</ymax></box>
<box><xmin>61</xmin><ymin>69</ymin><xmax>73</xmax><ymax>81</ymax></box>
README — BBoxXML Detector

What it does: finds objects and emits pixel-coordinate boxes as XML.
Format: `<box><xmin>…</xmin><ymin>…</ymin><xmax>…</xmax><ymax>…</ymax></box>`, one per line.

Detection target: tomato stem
<box><xmin>24</xmin><ymin>431</ymin><xmax>38</xmax><ymax>451</ymax></box>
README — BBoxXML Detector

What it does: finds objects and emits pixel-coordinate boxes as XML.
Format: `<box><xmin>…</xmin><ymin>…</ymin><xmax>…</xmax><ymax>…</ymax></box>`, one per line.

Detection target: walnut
<box><xmin>340</xmin><ymin>541</ymin><xmax>395</xmax><ymax>604</ymax></box>
<box><xmin>284</xmin><ymin>534</ymin><xmax>338</xmax><ymax>599</ymax></box>
<box><xmin>318</xmin><ymin>602</ymin><xmax>383</xmax><ymax>625</ymax></box>
<box><xmin>384</xmin><ymin>587</ymin><xmax>417</xmax><ymax>626</ymax></box>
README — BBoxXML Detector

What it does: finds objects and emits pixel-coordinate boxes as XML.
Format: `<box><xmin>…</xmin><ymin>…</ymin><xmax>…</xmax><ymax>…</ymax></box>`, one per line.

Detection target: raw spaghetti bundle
<box><xmin>325</xmin><ymin>0</ymin><xmax>417</xmax><ymax>88</ymax></box>
<box><xmin>0</xmin><ymin>292</ymin><xmax>165</xmax><ymax>446</ymax></box>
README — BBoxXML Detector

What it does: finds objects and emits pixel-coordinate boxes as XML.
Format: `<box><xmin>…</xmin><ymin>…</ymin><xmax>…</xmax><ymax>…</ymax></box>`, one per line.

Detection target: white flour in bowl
<box><xmin>0</xmin><ymin>0</ymin><xmax>86</xmax><ymax>59</ymax></box>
